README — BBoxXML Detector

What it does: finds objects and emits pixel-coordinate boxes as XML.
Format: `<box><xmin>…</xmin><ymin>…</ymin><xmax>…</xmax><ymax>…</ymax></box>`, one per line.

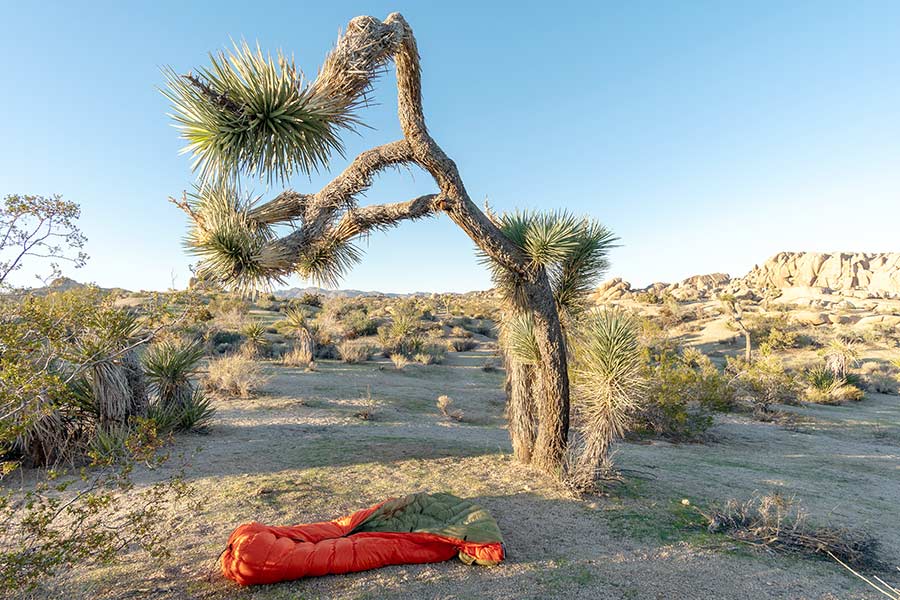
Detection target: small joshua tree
<box><xmin>720</xmin><ymin>294</ymin><xmax>752</xmax><ymax>362</ymax></box>
<box><xmin>163</xmin><ymin>13</ymin><xmax>615</xmax><ymax>475</ymax></box>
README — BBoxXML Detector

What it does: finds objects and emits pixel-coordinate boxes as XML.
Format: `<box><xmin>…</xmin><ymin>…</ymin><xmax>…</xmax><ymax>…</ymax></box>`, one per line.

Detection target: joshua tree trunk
<box><xmin>505</xmin><ymin>358</ymin><xmax>538</xmax><ymax>463</ymax></box>
<box><xmin>523</xmin><ymin>277</ymin><xmax>570</xmax><ymax>473</ymax></box>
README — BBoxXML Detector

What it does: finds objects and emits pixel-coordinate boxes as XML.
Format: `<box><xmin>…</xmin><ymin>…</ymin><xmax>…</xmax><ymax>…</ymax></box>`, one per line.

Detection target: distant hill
<box><xmin>272</xmin><ymin>286</ymin><xmax>414</xmax><ymax>300</ymax></box>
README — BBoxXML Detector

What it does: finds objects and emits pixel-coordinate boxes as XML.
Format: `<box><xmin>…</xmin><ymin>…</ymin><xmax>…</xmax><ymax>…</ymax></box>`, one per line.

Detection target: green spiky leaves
<box><xmin>501</xmin><ymin>313</ymin><xmax>542</xmax><ymax>365</ymax></box>
<box><xmin>482</xmin><ymin>210</ymin><xmax>618</xmax><ymax>317</ymax></box>
<box><xmin>294</xmin><ymin>235</ymin><xmax>362</xmax><ymax>289</ymax></box>
<box><xmin>570</xmin><ymin>307</ymin><xmax>646</xmax><ymax>440</ymax></box>
<box><xmin>184</xmin><ymin>184</ymin><xmax>283</xmax><ymax>293</ymax></box>
<box><xmin>163</xmin><ymin>42</ymin><xmax>358</xmax><ymax>184</ymax></box>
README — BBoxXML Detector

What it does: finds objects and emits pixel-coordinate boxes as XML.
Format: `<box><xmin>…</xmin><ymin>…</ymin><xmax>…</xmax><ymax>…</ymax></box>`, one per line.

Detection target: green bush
<box><xmin>635</xmin><ymin>349</ymin><xmax>729</xmax><ymax>440</ymax></box>
<box><xmin>341</xmin><ymin>309</ymin><xmax>377</xmax><ymax>339</ymax></box>
<box><xmin>726</xmin><ymin>354</ymin><xmax>798</xmax><ymax>412</ymax></box>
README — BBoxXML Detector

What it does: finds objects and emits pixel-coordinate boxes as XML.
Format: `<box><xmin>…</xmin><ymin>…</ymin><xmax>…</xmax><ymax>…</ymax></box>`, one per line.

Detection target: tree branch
<box><xmin>332</xmin><ymin>194</ymin><xmax>439</xmax><ymax>241</ymax></box>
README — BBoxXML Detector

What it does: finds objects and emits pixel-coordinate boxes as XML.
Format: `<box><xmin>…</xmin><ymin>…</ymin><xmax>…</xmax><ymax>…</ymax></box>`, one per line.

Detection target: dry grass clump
<box><xmin>389</xmin><ymin>354</ymin><xmax>410</xmax><ymax>370</ymax></box>
<box><xmin>436</xmin><ymin>395</ymin><xmax>464</xmax><ymax>421</ymax></box>
<box><xmin>859</xmin><ymin>362</ymin><xmax>899</xmax><ymax>395</ymax></box>
<box><xmin>482</xmin><ymin>358</ymin><xmax>498</xmax><ymax>372</ymax></box>
<box><xmin>337</xmin><ymin>340</ymin><xmax>373</xmax><ymax>364</ymax></box>
<box><xmin>696</xmin><ymin>494</ymin><xmax>879</xmax><ymax>569</ymax></box>
<box><xmin>414</xmin><ymin>343</ymin><xmax>446</xmax><ymax>365</ymax></box>
<box><xmin>281</xmin><ymin>345</ymin><xmax>314</xmax><ymax>368</ymax></box>
<box><xmin>205</xmin><ymin>352</ymin><xmax>267</xmax><ymax>398</ymax></box>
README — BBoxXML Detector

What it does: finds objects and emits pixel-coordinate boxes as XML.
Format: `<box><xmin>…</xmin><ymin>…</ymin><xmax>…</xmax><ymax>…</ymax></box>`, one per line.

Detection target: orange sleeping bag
<box><xmin>222</xmin><ymin>492</ymin><xmax>505</xmax><ymax>585</ymax></box>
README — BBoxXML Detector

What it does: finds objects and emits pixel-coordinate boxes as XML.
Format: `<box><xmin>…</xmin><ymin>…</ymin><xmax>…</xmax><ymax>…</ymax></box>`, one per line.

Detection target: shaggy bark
<box><xmin>505</xmin><ymin>359</ymin><xmax>538</xmax><ymax>463</ymax></box>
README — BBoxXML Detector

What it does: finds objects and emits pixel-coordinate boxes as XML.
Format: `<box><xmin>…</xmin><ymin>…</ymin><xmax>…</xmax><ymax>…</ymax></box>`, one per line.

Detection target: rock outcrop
<box><xmin>743</xmin><ymin>252</ymin><xmax>900</xmax><ymax>298</ymax></box>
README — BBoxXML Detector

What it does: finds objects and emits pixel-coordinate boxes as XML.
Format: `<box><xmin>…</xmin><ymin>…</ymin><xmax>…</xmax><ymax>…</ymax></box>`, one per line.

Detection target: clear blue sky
<box><xmin>2</xmin><ymin>1</ymin><xmax>898</xmax><ymax>293</ymax></box>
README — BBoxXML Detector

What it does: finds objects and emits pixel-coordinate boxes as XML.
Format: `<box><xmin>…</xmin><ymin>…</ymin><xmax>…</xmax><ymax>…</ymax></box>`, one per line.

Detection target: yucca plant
<box><xmin>283</xmin><ymin>306</ymin><xmax>315</xmax><ymax>361</ymax></box>
<box><xmin>77</xmin><ymin>309</ymin><xmax>146</xmax><ymax>427</ymax></box>
<box><xmin>240</xmin><ymin>321</ymin><xmax>267</xmax><ymax>357</ymax></box>
<box><xmin>177</xmin><ymin>389</ymin><xmax>216</xmax><ymax>432</ymax></box>
<box><xmin>567</xmin><ymin>308</ymin><xmax>645</xmax><ymax>490</ymax></box>
<box><xmin>823</xmin><ymin>338</ymin><xmax>860</xmax><ymax>381</ymax></box>
<box><xmin>181</xmin><ymin>183</ymin><xmax>283</xmax><ymax>294</ymax></box>
<box><xmin>142</xmin><ymin>340</ymin><xmax>205</xmax><ymax>410</ymax></box>
<box><xmin>482</xmin><ymin>210</ymin><xmax>616</xmax><ymax>321</ymax></box>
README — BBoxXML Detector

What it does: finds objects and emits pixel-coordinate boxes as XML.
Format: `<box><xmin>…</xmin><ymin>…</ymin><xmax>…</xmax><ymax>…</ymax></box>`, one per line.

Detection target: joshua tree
<box><xmin>720</xmin><ymin>294</ymin><xmax>752</xmax><ymax>362</ymax></box>
<box><xmin>163</xmin><ymin>13</ymin><xmax>613</xmax><ymax>475</ymax></box>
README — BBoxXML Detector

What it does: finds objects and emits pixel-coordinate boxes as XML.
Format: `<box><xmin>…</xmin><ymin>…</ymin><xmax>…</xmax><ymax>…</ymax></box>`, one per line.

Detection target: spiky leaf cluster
<box><xmin>294</xmin><ymin>235</ymin><xmax>362</xmax><ymax>288</ymax></box>
<box><xmin>184</xmin><ymin>184</ymin><xmax>282</xmax><ymax>293</ymax></box>
<box><xmin>501</xmin><ymin>313</ymin><xmax>542</xmax><ymax>365</ymax></box>
<box><xmin>483</xmin><ymin>210</ymin><xmax>617</xmax><ymax>318</ymax></box>
<box><xmin>570</xmin><ymin>308</ymin><xmax>645</xmax><ymax>443</ymax></box>
<box><xmin>163</xmin><ymin>42</ymin><xmax>358</xmax><ymax>184</ymax></box>
<box><xmin>142</xmin><ymin>341</ymin><xmax>204</xmax><ymax>409</ymax></box>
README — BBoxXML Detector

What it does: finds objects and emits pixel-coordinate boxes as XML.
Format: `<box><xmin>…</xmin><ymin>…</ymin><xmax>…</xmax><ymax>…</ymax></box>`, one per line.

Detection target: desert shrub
<box><xmin>207</xmin><ymin>295</ymin><xmax>249</xmax><ymax>319</ymax></box>
<box><xmin>205</xmin><ymin>353</ymin><xmax>266</xmax><ymax>398</ymax></box>
<box><xmin>340</xmin><ymin>309</ymin><xmax>378</xmax><ymax>339</ymax></box>
<box><xmin>436</xmin><ymin>395</ymin><xmax>464</xmax><ymax>421</ymax></box>
<box><xmin>209</xmin><ymin>329</ymin><xmax>241</xmax><ymax>347</ymax></box>
<box><xmin>638</xmin><ymin>354</ymin><xmax>714</xmax><ymax>440</ymax></box>
<box><xmin>0</xmin><ymin>419</ymin><xmax>196</xmax><ymax>595</ymax></box>
<box><xmin>638</xmin><ymin>318</ymin><xmax>677</xmax><ymax>359</ymax></box>
<box><xmin>449</xmin><ymin>316</ymin><xmax>494</xmax><ymax>337</ymax></box>
<box><xmin>450</xmin><ymin>325</ymin><xmax>473</xmax><ymax>339</ymax></box>
<box><xmin>337</xmin><ymin>340</ymin><xmax>373</xmax><ymax>364</ymax></box>
<box><xmin>414</xmin><ymin>343</ymin><xmax>446</xmax><ymax>365</ymax></box>
<box><xmin>297</xmin><ymin>292</ymin><xmax>323</xmax><ymax>308</ymax></box>
<box><xmin>482</xmin><ymin>358</ymin><xmax>498</xmax><ymax>372</ymax></box>
<box><xmin>389</xmin><ymin>354</ymin><xmax>410</xmax><ymax>370</ymax></box>
<box><xmin>657</xmin><ymin>298</ymin><xmax>687</xmax><ymax>328</ymax></box>
<box><xmin>745</xmin><ymin>312</ymin><xmax>800</xmax><ymax>350</ymax></box>
<box><xmin>636</xmin><ymin>348</ymin><xmax>732</xmax><ymax>440</ymax></box>
<box><xmin>449</xmin><ymin>338</ymin><xmax>478</xmax><ymax>352</ymax></box>
<box><xmin>354</xmin><ymin>387</ymin><xmax>377</xmax><ymax>420</ymax></box>
<box><xmin>726</xmin><ymin>354</ymin><xmax>798</xmax><ymax>413</ymax></box>
<box><xmin>1</xmin><ymin>289</ymin><xmax>155</xmax><ymax>466</ymax></box>
<box><xmin>859</xmin><ymin>362</ymin><xmax>899</xmax><ymax>395</ymax></box>
<box><xmin>633</xmin><ymin>290</ymin><xmax>664</xmax><ymax>304</ymax></box>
